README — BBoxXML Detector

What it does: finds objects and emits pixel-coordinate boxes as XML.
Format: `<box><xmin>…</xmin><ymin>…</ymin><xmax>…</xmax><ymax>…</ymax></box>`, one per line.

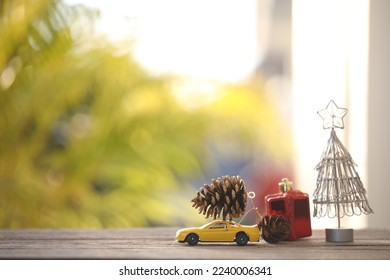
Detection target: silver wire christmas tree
<box><xmin>313</xmin><ymin>100</ymin><xmax>373</xmax><ymax>242</ymax></box>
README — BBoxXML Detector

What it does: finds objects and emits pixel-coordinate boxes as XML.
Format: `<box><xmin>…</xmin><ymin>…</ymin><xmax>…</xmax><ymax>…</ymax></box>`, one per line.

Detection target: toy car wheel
<box><xmin>186</xmin><ymin>233</ymin><xmax>199</xmax><ymax>246</ymax></box>
<box><xmin>235</xmin><ymin>232</ymin><xmax>249</xmax><ymax>246</ymax></box>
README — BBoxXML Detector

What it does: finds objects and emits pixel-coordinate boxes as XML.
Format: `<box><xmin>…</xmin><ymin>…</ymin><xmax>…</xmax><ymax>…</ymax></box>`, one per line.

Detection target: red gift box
<box><xmin>265</xmin><ymin>178</ymin><xmax>312</xmax><ymax>241</ymax></box>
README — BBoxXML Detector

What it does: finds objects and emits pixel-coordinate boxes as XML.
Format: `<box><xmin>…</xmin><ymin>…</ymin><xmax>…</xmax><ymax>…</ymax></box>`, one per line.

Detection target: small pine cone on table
<box><xmin>258</xmin><ymin>215</ymin><xmax>290</xmax><ymax>244</ymax></box>
<box><xmin>191</xmin><ymin>175</ymin><xmax>248</xmax><ymax>221</ymax></box>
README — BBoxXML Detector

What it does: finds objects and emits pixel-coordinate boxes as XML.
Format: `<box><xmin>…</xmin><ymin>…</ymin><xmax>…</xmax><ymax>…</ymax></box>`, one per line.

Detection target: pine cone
<box><xmin>191</xmin><ymin>175</ymin><xmax>248</xmax><ymax>221</ymax></box>
<box><xmin>258</xmin><ymin>215</ymin><xmax>290</xmax><ymax>243</ymax></box>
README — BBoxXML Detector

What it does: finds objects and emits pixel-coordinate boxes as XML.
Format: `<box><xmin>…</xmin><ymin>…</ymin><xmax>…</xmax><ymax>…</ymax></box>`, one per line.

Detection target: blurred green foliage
<box><xmin>0</xmin><ymin>0</ymin><xmax>292</xmax><ymax>228</ymax></box>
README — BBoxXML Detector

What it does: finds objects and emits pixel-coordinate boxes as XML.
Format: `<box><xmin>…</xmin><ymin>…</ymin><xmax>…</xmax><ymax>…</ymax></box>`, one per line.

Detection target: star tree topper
<box><xmin>317</xmin><ymin>100</ymin><xmax>348</xmax><ymax>129</ymax></box>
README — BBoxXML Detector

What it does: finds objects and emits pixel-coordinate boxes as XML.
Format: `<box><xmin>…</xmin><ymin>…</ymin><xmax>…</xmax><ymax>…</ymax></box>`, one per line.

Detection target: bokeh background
<box><xmin>0</xmin><ymin>0</ymin><xmax>293</xmax><ymax>228</ymax></box>
<box><xmin>1</xmin><ymin>0</ymin><xmax>389</xmax><ymax>229</ymax></box>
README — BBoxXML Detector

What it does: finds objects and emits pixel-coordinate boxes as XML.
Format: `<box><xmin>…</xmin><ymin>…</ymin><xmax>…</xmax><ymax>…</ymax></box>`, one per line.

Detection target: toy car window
<box><xmin>209</xmin><ymin>223</ymin><xmax>226</xmax><ymax>229</ymax></box>
<box><xmin>229</xmin><ymin>223</ymin><xmax>238</xmax><ymax>228</ymax></box>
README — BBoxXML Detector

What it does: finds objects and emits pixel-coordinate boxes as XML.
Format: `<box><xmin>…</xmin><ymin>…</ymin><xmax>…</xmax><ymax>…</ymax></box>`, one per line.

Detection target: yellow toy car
<box><xmin>176</xmin><ymin>220</ymin><xmax>260</xmax><ymax>246</ymax></box>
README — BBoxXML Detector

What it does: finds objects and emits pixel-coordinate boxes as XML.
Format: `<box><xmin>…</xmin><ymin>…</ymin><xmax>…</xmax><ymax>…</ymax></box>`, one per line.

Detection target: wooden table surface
<box><xmin>0</xmin><ymin>228</ymin><xmax>389</xmax><ymax>259</ymax></box>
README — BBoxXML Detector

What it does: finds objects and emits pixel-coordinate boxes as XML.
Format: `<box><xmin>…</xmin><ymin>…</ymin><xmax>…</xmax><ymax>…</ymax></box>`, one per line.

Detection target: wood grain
<box><xmin>0</xmin><ymin>228</ymin><xmax>389</xmax><ymax>259</ymax></box>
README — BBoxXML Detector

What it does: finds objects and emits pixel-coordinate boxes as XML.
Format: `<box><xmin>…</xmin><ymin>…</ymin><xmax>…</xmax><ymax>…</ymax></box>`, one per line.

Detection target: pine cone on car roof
<box><xmin>191</xmin><ymin>175</ymin><xmax>248</xmax><ymax>221</ymax></box>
